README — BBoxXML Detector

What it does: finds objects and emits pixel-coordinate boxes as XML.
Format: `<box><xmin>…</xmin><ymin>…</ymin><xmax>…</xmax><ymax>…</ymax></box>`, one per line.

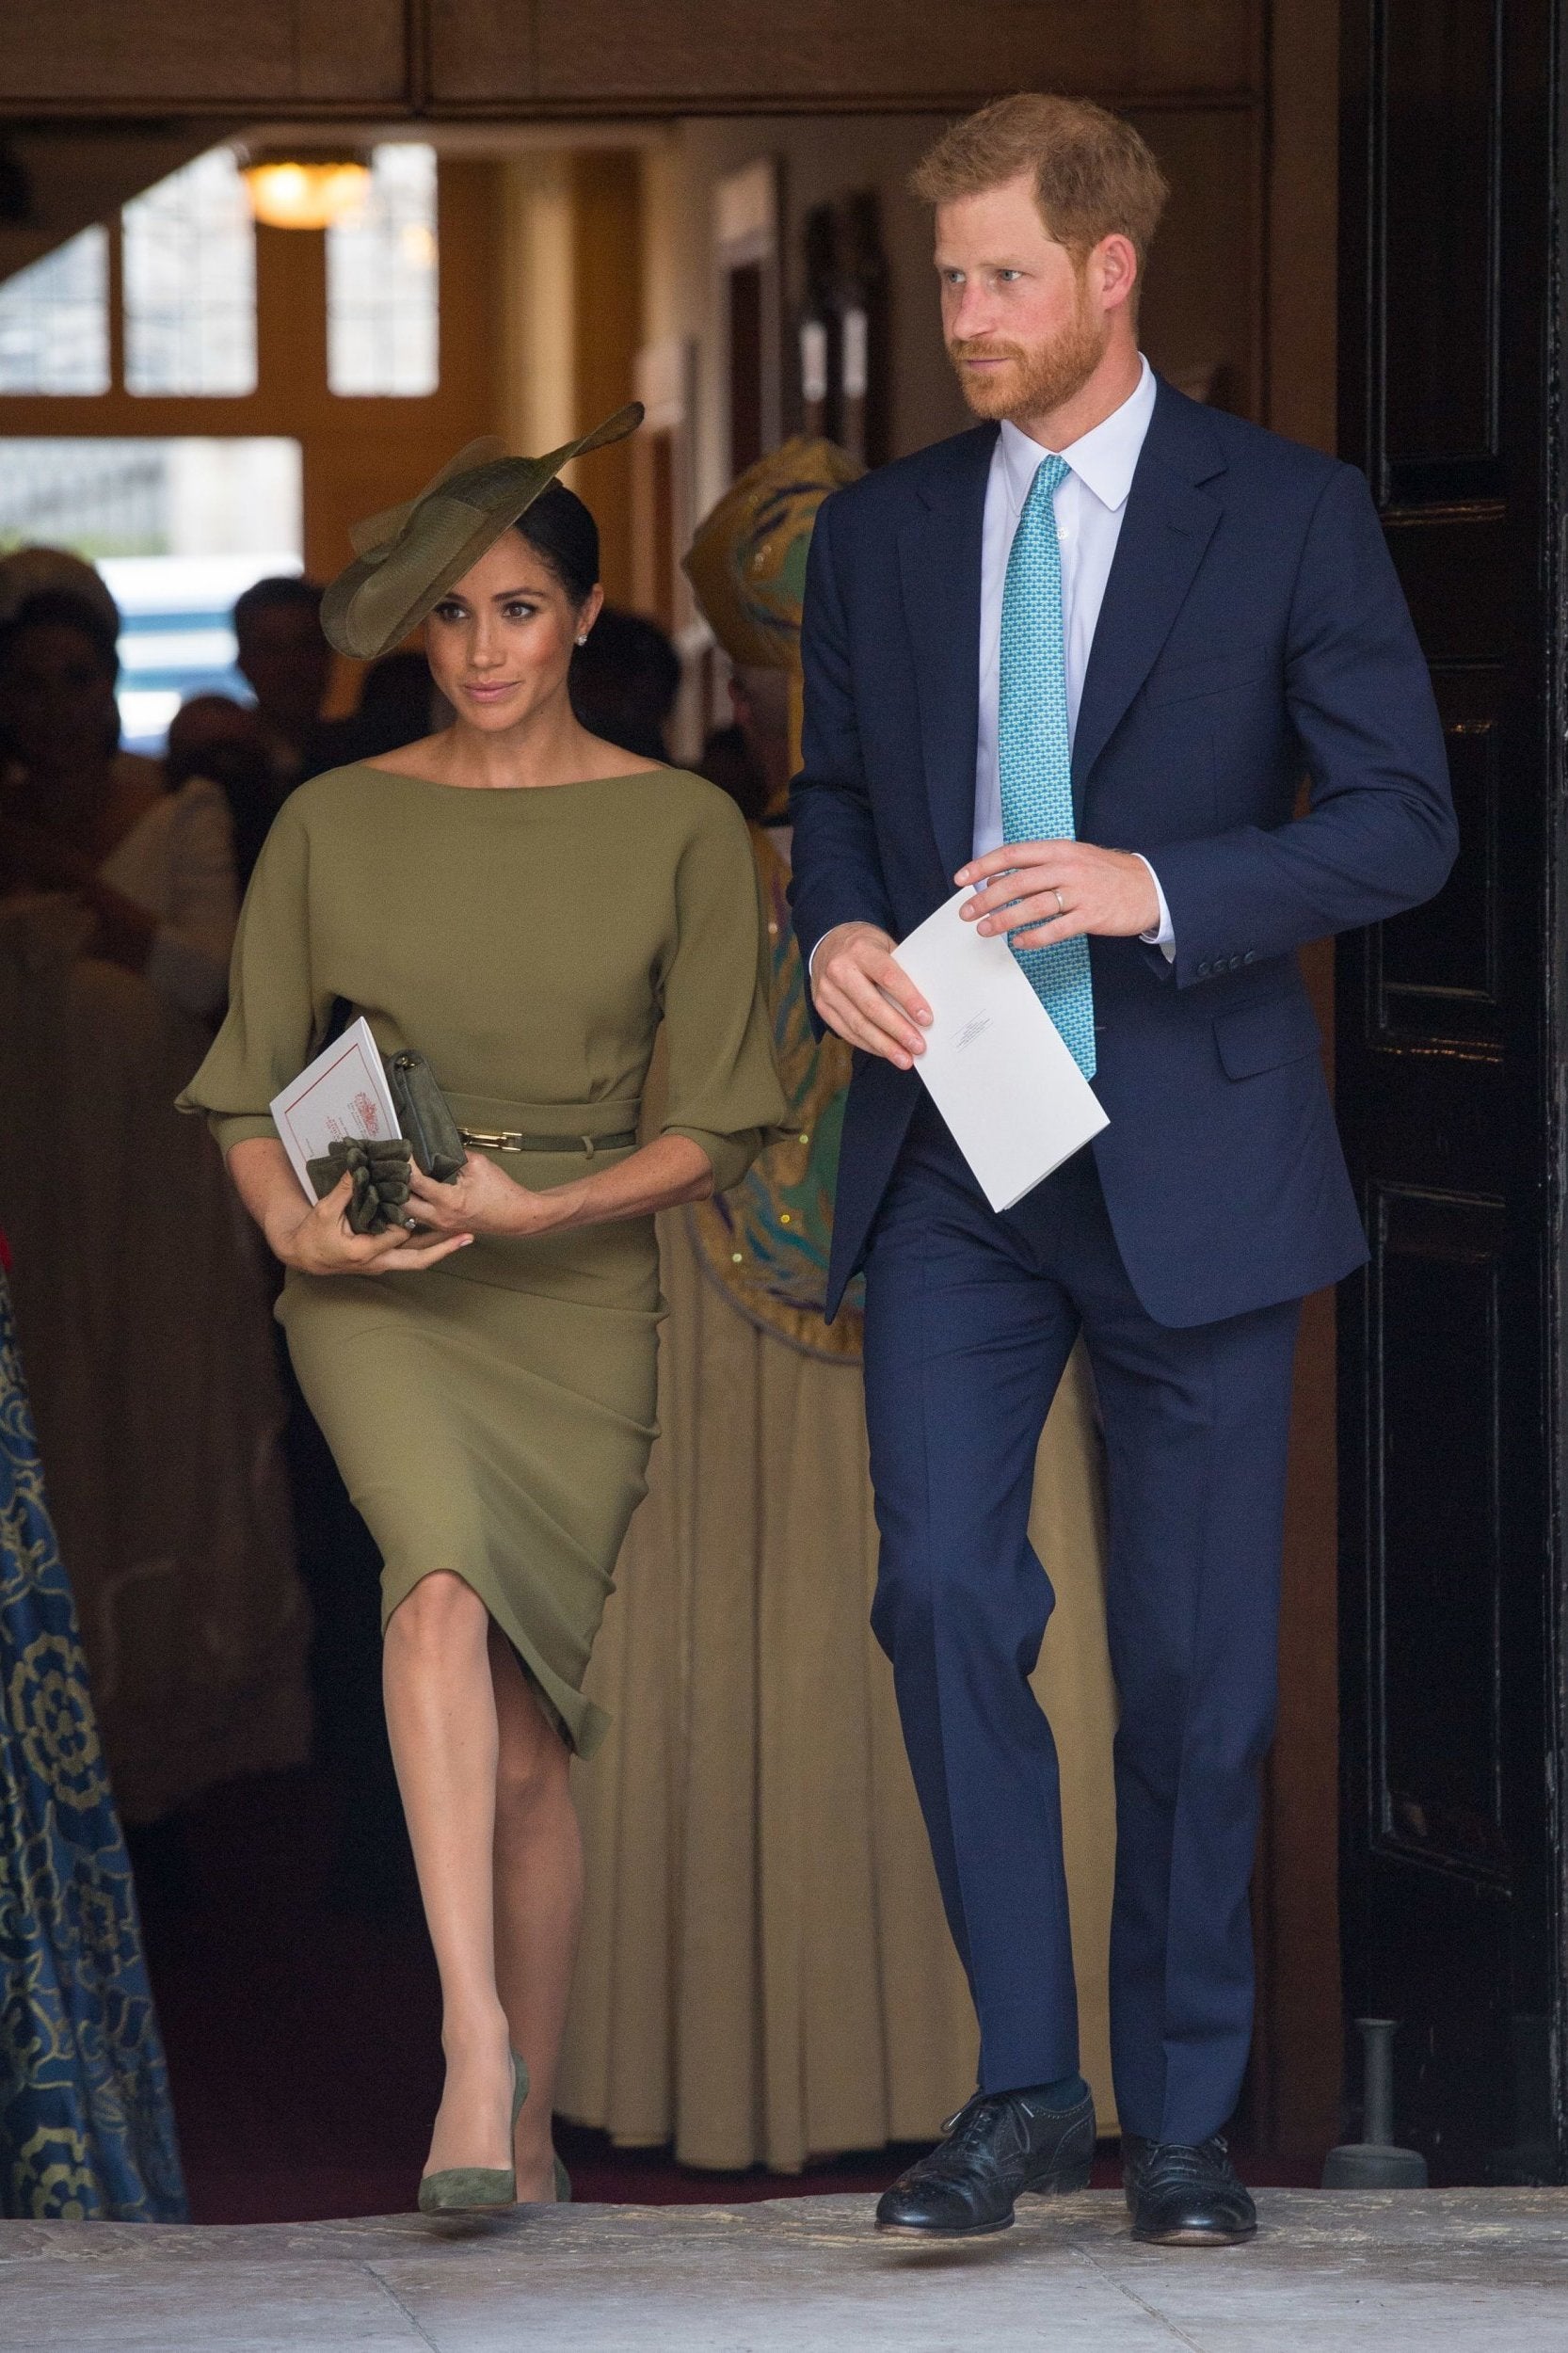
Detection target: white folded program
<box><xmin>268</xmin><ymin>1015</ymin><xmax>402</xmax><ymax>1199</ymax></box>
<box><xmin>888</xmin><ymin>887</ymin><xmax>1108</xmax><ymax>1212</ymax></box>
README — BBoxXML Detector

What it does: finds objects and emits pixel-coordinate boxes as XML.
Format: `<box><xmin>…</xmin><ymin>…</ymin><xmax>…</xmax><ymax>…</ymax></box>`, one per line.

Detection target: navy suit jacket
<box><xmin>790</xmin><ymin>377</ymin><xmax>1457</xmax><ymax>1328</ymax></box>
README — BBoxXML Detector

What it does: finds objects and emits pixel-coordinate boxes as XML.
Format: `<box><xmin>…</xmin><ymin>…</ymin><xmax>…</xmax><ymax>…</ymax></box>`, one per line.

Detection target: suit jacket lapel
<box><xmin>899</xmin><ymin>427</ymin><xmax>993</xmax><ymax>888</ymax></box>
<box><xmin>1072</xmin><ymin>383</ymin><xmax>1225</xmax><ymax>806</ymax></box>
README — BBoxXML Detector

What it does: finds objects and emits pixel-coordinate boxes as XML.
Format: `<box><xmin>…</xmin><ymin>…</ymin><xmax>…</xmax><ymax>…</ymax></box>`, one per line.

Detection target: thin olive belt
<box><xmin>457</xmin><ymin>1124</ymin><xmax>637</xmax><ymax>1158</ymax></box>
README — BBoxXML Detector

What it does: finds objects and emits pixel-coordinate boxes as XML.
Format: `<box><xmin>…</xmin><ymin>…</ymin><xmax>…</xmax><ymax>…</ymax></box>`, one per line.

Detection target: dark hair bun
<box><xmin>515</xmin><ymin>482</ymin><xmax>599</xmax><ymax>606</ymax></box>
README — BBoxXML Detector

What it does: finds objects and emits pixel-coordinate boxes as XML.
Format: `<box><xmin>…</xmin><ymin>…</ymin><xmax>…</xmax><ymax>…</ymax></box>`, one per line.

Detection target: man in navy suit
<box><xmin>791</xmin><ymin>94</ymin><xmax>1454</xmax><ymax>2245</ymax></box>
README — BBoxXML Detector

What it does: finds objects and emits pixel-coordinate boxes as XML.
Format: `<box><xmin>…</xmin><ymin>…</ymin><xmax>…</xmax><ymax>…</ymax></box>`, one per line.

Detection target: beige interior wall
<box><xmin>639</xmin><ymin>113</ymin><xmax>969</xmax><ymax>522</ymax></box>
<box><xmin>499</xmin><ymin>152</ymin><xmax>579</xmax><ymax>458</ymax></box>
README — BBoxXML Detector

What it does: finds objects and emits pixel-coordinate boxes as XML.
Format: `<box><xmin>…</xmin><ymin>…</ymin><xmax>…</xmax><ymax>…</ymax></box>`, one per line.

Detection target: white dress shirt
<box><xmin>975</xmin><ymin>352</ymin><xmax>1174</xmax><ymax>954</ymax></box>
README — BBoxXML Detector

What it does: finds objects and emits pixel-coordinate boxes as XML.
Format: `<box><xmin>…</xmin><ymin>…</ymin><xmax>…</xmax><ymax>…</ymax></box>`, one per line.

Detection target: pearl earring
<box><xmin>576</xmin><ymin>633</ymin><xmax>588</xmax><ymax>647</ymax></box>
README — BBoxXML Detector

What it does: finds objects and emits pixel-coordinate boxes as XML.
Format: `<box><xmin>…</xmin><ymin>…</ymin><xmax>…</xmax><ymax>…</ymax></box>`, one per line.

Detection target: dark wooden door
<box><xmin>1337</xmin><ymin>0</ymin><xmax>1566</xmax><ymax>2183</ymax></box>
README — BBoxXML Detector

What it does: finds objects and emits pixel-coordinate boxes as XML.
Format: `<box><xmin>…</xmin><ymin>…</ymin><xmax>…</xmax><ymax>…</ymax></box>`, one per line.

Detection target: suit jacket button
<box><xmin>1229</xmin><ymin>955</ymin><xmax>1241</xmax><ymax>971</ymax></box>
<box><xmin>1197</xmin><ymin>960</ymin><xmax>1211</xmax><ymax>977</ymax></box>
<box><xmin>1243</xmin><ymin>951</ymin><xmax>1256</xmax><ymax>965</ymax></box>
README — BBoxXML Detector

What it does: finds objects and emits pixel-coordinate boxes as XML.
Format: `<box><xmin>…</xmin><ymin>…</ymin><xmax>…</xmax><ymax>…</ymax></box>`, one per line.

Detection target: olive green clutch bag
<box><xmin>383</xmin><ymin>1048</ymin><xmax>467</xmax><ymax>1185</ymax></box>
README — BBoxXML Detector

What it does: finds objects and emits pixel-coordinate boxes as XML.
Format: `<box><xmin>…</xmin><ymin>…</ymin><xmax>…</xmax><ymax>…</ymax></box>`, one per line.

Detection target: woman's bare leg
<box><xmin>488</xmin><ymin>1624</ymin><xmax>583</xmax><ymax>2201</ymax></box>
<box><xmin>383</xmin><ymin>1571</ymin><xmax>514</xmax><ymax>2177</ymax></box>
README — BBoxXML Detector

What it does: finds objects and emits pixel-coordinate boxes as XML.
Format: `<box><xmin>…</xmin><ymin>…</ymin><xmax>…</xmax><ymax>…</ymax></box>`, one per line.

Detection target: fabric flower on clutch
<box><xmin>307</xmin><ymin>1137</ymin><xmax>415</xmax><ymax>1236</ymax></box>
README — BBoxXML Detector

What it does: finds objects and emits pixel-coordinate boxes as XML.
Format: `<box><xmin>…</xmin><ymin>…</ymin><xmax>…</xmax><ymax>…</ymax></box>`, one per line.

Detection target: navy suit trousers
<box><xmin>862</xmin><ymin>1103</ymin><xmax>1300</xmax><ymax>2145</ymax></box>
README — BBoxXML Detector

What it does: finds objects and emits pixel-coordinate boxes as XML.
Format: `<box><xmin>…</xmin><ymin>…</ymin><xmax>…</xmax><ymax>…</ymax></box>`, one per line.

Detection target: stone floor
<box><xmin>6</xmin><ymin>2189</ymin><xmax>1567</xmax><ymax>2353</ymax></box>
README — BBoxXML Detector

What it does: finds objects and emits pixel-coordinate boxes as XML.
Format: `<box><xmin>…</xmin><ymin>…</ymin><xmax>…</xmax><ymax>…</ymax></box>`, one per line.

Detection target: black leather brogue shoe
<box><xmin>874</xmin><ymin>2085</ymin><xmax>1096</xmax><ymax>2238</ymax></box>
<box><xmin>1122</xmin><ymin>2133</ymin><xmax>1256</xmax><ymax>2246</ymax></box>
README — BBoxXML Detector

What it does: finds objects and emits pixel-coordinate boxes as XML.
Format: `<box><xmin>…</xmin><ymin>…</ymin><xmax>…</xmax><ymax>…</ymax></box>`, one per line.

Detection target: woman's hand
<box><xmin>407</xmin><ymin>1153</ymin><xmax>565</xmax><ymax>1240</ymax></box>
<box><xmin>269</xmin><ymin>1171</ymin><xmax>475</xmax><ymax>1276</ymax></box>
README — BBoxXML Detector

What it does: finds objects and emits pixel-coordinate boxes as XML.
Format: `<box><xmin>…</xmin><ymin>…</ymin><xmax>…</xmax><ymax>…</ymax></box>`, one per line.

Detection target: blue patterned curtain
<box><xmin>0</xmin><ymin>1267</ymin><xmax>185</xmax><ymax>2221</ymax></box>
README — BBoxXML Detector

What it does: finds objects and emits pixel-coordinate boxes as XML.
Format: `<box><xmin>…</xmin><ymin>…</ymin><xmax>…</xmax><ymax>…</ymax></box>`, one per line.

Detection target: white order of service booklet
<box><xmin>890</xmin><ymin>887</ymin><xmax>1109</xmax><ymax>1212</ymax></box>
<box><xmin>268</xmin><ymin>1016</ymin><xmax>403</xmax><ymax>1198</ymax></box>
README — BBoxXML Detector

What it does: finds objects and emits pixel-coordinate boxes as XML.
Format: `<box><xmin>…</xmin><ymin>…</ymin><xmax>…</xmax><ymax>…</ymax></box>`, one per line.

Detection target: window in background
<box><xmin>122</xmin><ymin>148</ymin><xmax>257</xmax><ymax>397</ymax></box>
<box><xmin>327</xmin><ymin>144</ymin><xmax>439</xmax><ymax>396</ymax></box>
<box><xmin>0</xmin><ymin>437</ymin><xmax>303</xmax><ymax>746</ymax></box>
<box><xmin>0</xmin><ymin>228</ymin><xmax>111</xmax><ymax>395</ymax></box>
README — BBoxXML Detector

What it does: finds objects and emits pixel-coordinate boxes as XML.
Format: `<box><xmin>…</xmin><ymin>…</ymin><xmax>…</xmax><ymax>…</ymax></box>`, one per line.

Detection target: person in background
<box><xmin>695</xmin><ymin>661</ymin><xmax>792</xmax><ymax>828</ymax></box>
<box><xmin>0</xmin><ymin>543</ymin><xmax>163</xmax><ymax>793</ymax></box>
<box><xmin>303</xmin><ymin>648</ymin><xmax>443</xmax><ymax>780</ymax></box>
<box><xmin>232</xmin><ymin>575</ymin><xmax>332</xmax><ymax>795</ymax></box>
<box><xmin>0</xmin><ymin>560</ymin><xmax>310</xmax><ymax>1834</ymax></box>
<box><xmin>724</xmin><ymin>663</ymin><xmax>792</xmax><ymax>815</ymax></box>
<box><xmin>696</xmin><ymin>718</ymin><xmax>768</xmax><ymax>822</ymax></box>
<box><xmin>0</xmin><ymin>588</ymin><xmax>236</xmax><ymax>1021</ymax></box>
<box><xmin>169</xmin><ymin>687</ymin><xmax>417</xmax><ymax>1917</ymax></box>
<box><xmin>568</xmin><ymin>605</ymin><xmax>680</xmax><ymax>763</ymax></box>
<box><xmin>166</xmin><ymin>693</ymin><xmax>277</xmax><ymax>892</ymax></box>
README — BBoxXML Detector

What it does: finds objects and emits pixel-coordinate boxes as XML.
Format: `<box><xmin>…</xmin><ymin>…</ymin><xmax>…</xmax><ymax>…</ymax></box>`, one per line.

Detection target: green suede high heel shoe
<box><xmin>417</xmin><ymin>2050</ymin><xmax>529</xmax><ymax>2216</ymax></box>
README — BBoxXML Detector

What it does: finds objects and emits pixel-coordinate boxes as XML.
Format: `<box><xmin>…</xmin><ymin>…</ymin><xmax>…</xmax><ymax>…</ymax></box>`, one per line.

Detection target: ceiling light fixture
<box><xmin>239</xmin><ymin>148</ymin><xmax>372</xmax><ymax>232</ymax></box>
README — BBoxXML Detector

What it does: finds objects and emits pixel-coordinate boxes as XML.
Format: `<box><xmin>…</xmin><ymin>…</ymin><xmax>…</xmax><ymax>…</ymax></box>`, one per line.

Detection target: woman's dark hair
<box><xmin>0</xmin><ymin>587</ymin><xmax>120</xmax><ymax>680</ymax></box>
<box><xmin>513</xmin><ymin>482</ymin><xmax>599</xmax><ymax>607</ymax></box>
<box><xmin>570</xmin><ymin>607</ymin><xmax>681</xmax><ymax>763</ymax></box>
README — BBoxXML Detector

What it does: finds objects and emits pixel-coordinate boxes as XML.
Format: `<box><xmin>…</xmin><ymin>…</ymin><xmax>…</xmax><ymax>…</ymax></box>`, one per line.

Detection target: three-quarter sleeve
<box><xmin>174</xmin><ymin>799</ymin><xmax>321</xmax><ymax>1154</ymax></box>
<box><xmin>659</xmin><ymin>794</ymin><xmax>788</xmax><ymax>1193</ymax></box>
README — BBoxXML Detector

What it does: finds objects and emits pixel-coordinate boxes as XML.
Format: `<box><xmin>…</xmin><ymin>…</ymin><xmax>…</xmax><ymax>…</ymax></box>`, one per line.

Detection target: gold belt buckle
<box><xmin>459</xmin><ymin>1126</ymin><xmax>525</xmax><ymax>1152</ymax></box>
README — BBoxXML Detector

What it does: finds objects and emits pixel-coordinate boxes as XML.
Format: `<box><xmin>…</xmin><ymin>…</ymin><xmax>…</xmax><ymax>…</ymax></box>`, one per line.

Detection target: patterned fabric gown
<box><xmin>0</xmin><ymin>1268</ymin><xmax>185</xmax><ymax>2222</ymax></box>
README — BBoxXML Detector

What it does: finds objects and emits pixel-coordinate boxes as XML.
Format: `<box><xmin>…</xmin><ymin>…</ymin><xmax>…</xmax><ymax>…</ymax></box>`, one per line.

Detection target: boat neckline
<box><xmin>352</xmin><ymin>761</ymin><xmax>675</xmax><ymax>795</ymax></box>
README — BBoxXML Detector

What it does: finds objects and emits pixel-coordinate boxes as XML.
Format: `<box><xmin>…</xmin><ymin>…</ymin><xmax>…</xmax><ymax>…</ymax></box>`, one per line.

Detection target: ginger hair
<box><xmin>911</xmin><ymin>93</ymin><xmax>1169</xmax><ymax>273</ymax></box>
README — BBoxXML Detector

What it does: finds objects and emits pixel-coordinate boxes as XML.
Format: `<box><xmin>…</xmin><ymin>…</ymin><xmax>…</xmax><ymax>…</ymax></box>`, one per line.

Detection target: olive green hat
<box><xmin>320</xmin><ymin>403</ymin><xmax>644</xmax><ymax>661</ymax></box>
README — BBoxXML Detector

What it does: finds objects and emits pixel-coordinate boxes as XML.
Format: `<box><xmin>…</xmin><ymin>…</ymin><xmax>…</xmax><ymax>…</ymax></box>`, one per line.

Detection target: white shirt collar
<box><xmin>998</xmin><ymin>353</ymin><xmax>1157</xmax><ymax>515</ymax></box>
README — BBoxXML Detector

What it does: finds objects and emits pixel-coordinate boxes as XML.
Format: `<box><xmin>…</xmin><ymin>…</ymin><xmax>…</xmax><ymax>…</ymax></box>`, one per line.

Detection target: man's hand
<box><xmin>956</xmin><ymin>840</ymin><xmax>1159</xmax><ymax>950</ymax></box>
<box><xmin>809</xmin><ymin>920</ymin><xmax>933</xmax><ymax>1071</ymax></box>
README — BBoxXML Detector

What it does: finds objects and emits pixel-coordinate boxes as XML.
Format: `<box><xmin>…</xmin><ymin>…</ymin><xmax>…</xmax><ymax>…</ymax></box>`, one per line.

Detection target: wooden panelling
<box><xmin>1130</xmin><ymin>106</ymin><xmax>1263</xmax><ymax>419</ymax></box>
<box><xmin>525</xmin><ymin>0</ymin><xmax>1258</xmax><ymax>108</ymax></box>
<box><xmin>6</xmin><ymin>0</ymin><xmax>1262</xmax><ymax>117</ymax></box>
<box><xmin>1379</xmin><ymin>1</ymin><xmax>1501</xmax><ymax>491</ymax></box>
<box><xmin>295</xmin><ymin>0</ymin><xmax>412</xmax><ymax>103</ymax></box>
<box><xmin>8</xmin><ymin>0</ymin><xmax>1261</xmax><ymax>114</ymax></box>
<box><xmin>0</xmin><ymin>8</ymin><xmax>295</xmax><ymax>105</ymax></box>
<box><xmin>1370</xmin><ymin>1187</ymin><xmax>1508</xmax><ymax>1881</ymax></box>
<box><xmin>1338</xmin><ymin>0</ymin><xmax>1566</xmax><ymax>2181</ymax></box>
<box><xmin>1247</xmin><ymin>0</ymin><xmax>1342</xmax><ymax>2170</ymax></box>
<box><xmin>0</xmin><ymin>1</ymin><xmax>407</xmax><ymax>107</ymax></box>
<box><xmin>1373</xmin><ymin>668</ymin><xmax>1504</xmax><ymax>1049</ymax></box>
<box><xmin>1132</xmin><ymin>0</ymin><xmax>1262</xmax><ymax>91</ymax></box>
<box><xmin>424</xmin><ymin>0</ymin><xmax>537</xmax><ymax>107</ymax></box>
<box><xmin>568</xmin><ymin>151</ymin><xmax>642</xmax><ymax>605</ymax></box>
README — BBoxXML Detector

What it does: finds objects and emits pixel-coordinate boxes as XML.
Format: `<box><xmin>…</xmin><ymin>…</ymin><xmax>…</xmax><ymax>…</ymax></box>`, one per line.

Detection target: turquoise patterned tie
<box><xmin>997</xmin><ymin>453</ymin><xmax>1096</xmax><ymax>1080</ymax></box>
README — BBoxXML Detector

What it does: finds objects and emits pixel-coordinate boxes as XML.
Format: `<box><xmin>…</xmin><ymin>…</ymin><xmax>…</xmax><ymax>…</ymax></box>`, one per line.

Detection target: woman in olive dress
<box><xmin>179</xmin><ymin>409</ymin><xmax>785</xmax><ymax>2209</ymax></box>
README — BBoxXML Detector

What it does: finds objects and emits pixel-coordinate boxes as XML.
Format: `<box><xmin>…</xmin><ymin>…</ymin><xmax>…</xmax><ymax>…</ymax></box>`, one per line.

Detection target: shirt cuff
<box><xmin>1135</xmin><ymin>856</ymin><xmax>1175</xmax><ymax>962</ymax></box>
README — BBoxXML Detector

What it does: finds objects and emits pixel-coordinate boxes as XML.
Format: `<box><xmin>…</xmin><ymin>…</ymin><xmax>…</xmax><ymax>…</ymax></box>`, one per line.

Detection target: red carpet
<box><xmin>132</xmin><ymin>1768</ymin><xmax>1319</xmax><ymax>2224</ymax></box>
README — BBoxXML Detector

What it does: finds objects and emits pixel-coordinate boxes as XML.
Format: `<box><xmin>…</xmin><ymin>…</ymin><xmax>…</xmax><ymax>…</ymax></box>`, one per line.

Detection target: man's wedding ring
<box><xmin>1053</xmin><ymin>888</ymin><xmax>1067</xmax><ymax>919</ymax></box>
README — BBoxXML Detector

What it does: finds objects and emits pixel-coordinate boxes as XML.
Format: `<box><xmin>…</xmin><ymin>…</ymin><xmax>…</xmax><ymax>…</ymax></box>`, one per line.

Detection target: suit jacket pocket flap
<box><xmin>1214</xmin><ymin>992</ymin><xmax>1323</xmax><ymax>1080</ymax></box>
<box><xmin>1145</xmin><ymin>644</ymin><xmax>1272</xmax><ymax>705</ymax></box>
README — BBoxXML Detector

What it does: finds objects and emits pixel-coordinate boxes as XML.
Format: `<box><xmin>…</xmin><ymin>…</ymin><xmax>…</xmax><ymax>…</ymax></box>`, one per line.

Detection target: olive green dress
<box><xmin>178</xmin><ymin>762</ymin><xmax>786</xmax><ymax>1754</ymax></box>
